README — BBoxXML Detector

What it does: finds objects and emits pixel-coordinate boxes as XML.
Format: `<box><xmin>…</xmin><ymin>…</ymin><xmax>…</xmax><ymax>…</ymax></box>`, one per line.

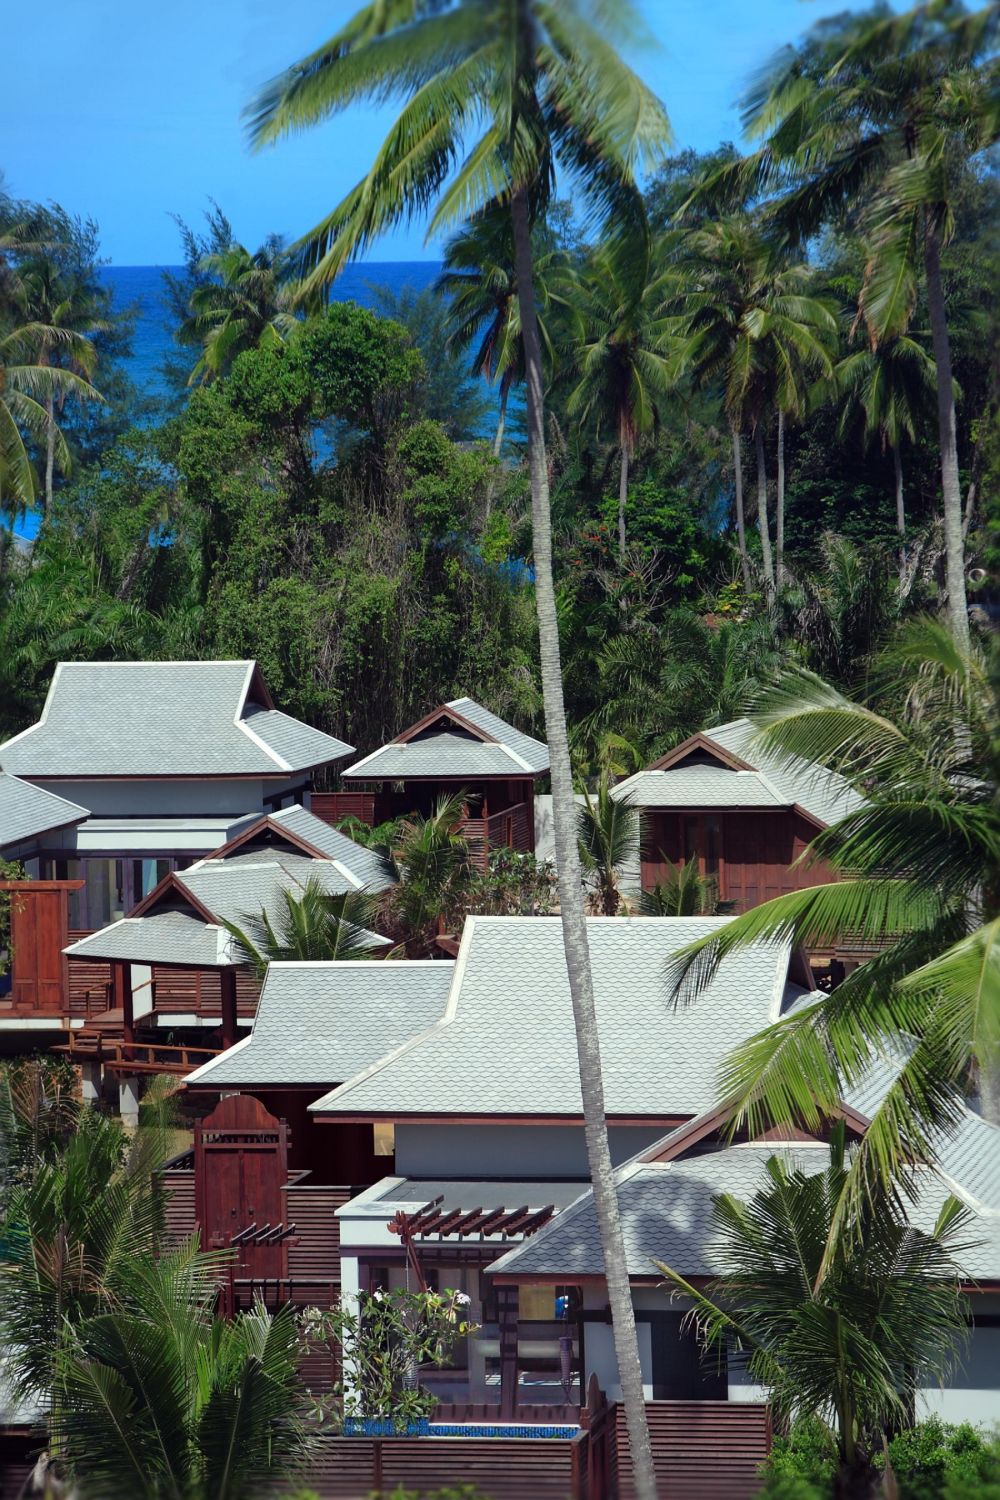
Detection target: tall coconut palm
<box><xmin>437</xmin><ymin>206</ymin><xmax>571</xmax><ymax>455</ymax></box>
<box><xmin>674</xmin><ymin>217</ymin><xmax>837</xmax><ymax>600</ymax></box>
<box><xmin>178</xmin><ymin>239</ymin><xmax>298</xmax><ymax>384</ymax></box>
<box><xmin>830</xmin><ymin>333</ymin><xmax>939</xmax><ymax>578</ymax></box>
<box><xmin>247</xmin><ymin>7</ymin><xmax>671</xmax><ymax>1489</ymax></box>
<box><xmin>567</xmin><ymin>225</ymin><xmax>673</xmax><ymax>557</ymax></box>
<box><xmin>727</xmin><ymin>0</ymin><xmax>999</xmax><ymax>647</ymax></box>
<box><xmin>664</xmin><ymin>616</ymin><xmax>999</xmax><ymax>1254</ymax></box>
<box><xmin>0</xmin><ymin>322</ymin><xmax>102</xmax><ymax>514</ymax></box>
<box><xmin>657</xmin><ymin>1126</ymin><xmax>970</xmax><ymax>1500</ymax></box>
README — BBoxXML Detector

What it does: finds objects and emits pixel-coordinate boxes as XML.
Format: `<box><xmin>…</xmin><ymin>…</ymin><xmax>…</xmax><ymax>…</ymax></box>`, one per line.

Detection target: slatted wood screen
<box><xmin>610</xmin><ymin>1401</ymin><xmax>770</xmax><ymax>1499</ymax></box>
<box><xmin>285</xmin><ymin>1182</ymin><xmax>352</xmax><ymax>1289</ymax></box>
<box><xmin>311</xmin><ymin>793</ymin><xmax>376</xmax><ymax>828</ymax></box>
<box><xmin>161</xmin><ymin>1161</ymin><xmax>197</xmax><ymax>1247</ymax></box>
<box><xmin>300</xmin><ymin>1433</ymin><xmax>587</xmax><ymax>1499</ymax></box>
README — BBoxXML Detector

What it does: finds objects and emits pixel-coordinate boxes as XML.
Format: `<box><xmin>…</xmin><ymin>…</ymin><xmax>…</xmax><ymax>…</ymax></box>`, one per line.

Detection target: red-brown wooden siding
<box><xmin>641</xmin><ymin>809</ymin><xmax>835</xmax><ymax>911</ymax></box>
<box><xmin>311</xmin><ymin>792</ymin><xmax>376</xmax><ymax>828</ymax></box>
<box><xmin>291</xmin><ymin>1433</ymin><xmax>587</xmax><ymax>1500</ymax></box>
<box><xmin>610</xmin><ymin>1401</ymin><xmax>770</xmax><ymax>1499</ymax></box>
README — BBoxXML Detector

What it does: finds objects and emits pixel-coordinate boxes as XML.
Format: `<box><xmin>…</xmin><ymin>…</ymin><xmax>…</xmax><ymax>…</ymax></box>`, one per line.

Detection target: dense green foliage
<box><xmin>759</xmin><ymin>1415</ymin><xmax>1000</xmax><ymax>1500</ymax></box>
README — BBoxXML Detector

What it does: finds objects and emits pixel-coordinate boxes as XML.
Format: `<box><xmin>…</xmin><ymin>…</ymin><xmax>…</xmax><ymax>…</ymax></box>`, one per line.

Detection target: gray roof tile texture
<box><xmin>65</xmin><ymin>911</ymin><xmax>228</xmax><ymax>967</ymax></box>
<box><xmin>344</xmin><ymin>696</ymin><xmax>548</xmax><ymax>780</ymax></box>
<box><xmin>0</xmin><ymin>772</ymin><xmax>89</xmax><ymax>850</ymax></box>
<box><xmin>0</xmin><ymin>661</ymin><xmax>353</xmax><ymax>778</ymax></box>
<box><xmin>613</xmin><ymin>718</ymin><xmax>865</xmax><ymax>828</ymax></box>
<box><xmin>312</xmin><ymin>916</ymin><xmax>802</xmax><ymax>1119</ymax></box>
<box><xmin>186</xmin><ymin>961</ymin><xmax>454</xmax><ymax>1086</ymax></box>
<box><xmin>268</xmin><ymin>806</ymin><xmax>395</xmax><ymax>890</ymax></box>
<box><xmin>176</xmin><ymin>858</ymin><xmax>387</xmax><ymax>949</ymax></box>
<box><xmin>490</xmin><ymin>1142</ymin><xmax>1000</xmax><ymax>1281</ymax></box>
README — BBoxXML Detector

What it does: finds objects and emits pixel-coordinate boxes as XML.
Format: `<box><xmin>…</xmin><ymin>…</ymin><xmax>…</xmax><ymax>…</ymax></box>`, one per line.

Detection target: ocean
<box><xmin>98</xmin><ymin>261</ymin><xmax>444</xmax><ymax>401</ymax></box>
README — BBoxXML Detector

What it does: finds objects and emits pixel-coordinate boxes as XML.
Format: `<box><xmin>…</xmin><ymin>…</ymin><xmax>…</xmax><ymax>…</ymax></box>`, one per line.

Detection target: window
<box><xmin>372</xmin><ymin>1122</ymin><xmax>395</xmax><ymax>1157</ymax></box>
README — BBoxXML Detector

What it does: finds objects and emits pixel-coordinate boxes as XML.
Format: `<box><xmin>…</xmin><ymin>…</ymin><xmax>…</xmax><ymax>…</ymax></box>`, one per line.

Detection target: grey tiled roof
<box><xmin>0</xmin><ymin>661</ymin><xmax>353</xmax><ymax>778</ymax></box>
<box><xmin>0</xmin><ymin>771</ymin><xmax>89</xmax><ymax>851</ymax></box>
<box><xmin>489</xmin><ymin>1141</ymin><xmax>1000</xmax><ymax>1282</ymax></box>
<box><xmin>268</xmin><ymin>806</ymin><xmax>395</xmax><ymax>890</ymax></box>
<box><xmin>185</xmin><ymin>961</ymin><xmax>453</xmax><ymax>1087</ymax></box>
<box><xmin>343</xmin><ymin>697</ymin><xmax>548</xmax><ymax>781</ymax></box>
<box><xmin>709</xmin><ymin>718</ymin><xmax>865</xmax><ymax>828</ymax></box>
<box><xmin>612</xmin><ymin>766</ymin><xmax>787</xmax><ymax>809</ymax></box>
<box><xmin>65</xmin><ymin>911</ymin><xmax>231</xmax><ymax>967</ymax></box>
<box><xmin>177</xmin><ymin>858</ymin><xmax>387</xmax><ymax>948</ymax></box>
<box><xmin>935</xmin><ymin>1111</ymin><xmax>1000</xmax><ymax>1214</ymax></box>
<box><xmin>311</xmin><ymin>916</ymin><xmax>804</xmax><ymax>1119</ymax></box>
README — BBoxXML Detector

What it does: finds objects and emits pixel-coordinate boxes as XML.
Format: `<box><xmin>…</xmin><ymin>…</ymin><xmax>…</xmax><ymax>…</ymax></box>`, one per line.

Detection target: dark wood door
<box><xmin>647</xmin><ymin>1311</ymin><xmax>728</xmax><ymax>1401</ymax></box>
<box><xmin>194</xmin><ymin>1094</ymin><xmax>289</xmax><ymax>1280</ymax></box>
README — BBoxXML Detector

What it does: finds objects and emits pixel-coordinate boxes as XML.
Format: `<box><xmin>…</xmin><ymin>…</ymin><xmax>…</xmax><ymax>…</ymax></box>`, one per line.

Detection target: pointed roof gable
<box><xmin>0</xmin><ymin>771</ymin><xmax>89</xmax><ymax>852</ymax></box>
<box><xmin>0</xmin><ymin>661</ymin><xmax>354</xmax><ymax>779</ymax></box>
<box><xmin>203</xmin><ymin>805</ymin><xmax>394</xmax><ymax>892</ymax></box>
<box><xmin>342</xmin><ymin>697</ymin><xmax>548</xmax><ymax>781</ymax></box>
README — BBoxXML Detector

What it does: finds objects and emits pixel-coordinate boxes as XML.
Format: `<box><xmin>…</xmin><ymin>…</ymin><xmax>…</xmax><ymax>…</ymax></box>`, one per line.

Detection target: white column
<box><xmin>118</xmin><ymin>1074</ymin><xmax>140</xmax><ymax>1128</ymax></box>
<box><xmin>80</xmin><ymin>1061</ymin><xmax>101</xmax><ymax>1106</ymax></box>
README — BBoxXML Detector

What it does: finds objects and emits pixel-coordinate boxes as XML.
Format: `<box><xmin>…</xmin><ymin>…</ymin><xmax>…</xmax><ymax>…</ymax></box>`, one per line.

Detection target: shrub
<box><xmin>886</xmin><ymin>1417</ymin><xmax>1000</xmax><ymax>1500</ymax></box>
<box><xmin>760</xmin><ymin>1417</ymin><xmax>837</xmax><ymax>1491</ymax></box>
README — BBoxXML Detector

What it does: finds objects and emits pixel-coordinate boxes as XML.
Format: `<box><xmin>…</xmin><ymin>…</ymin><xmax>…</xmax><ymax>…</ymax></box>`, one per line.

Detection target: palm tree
<box><xmin>567</xmin><ymin>225</ymin><xmax>673</xmax><ymax>557</ymax></box>
<box><xmin>728</xmin><ymin>1</ymin><xmax>999</xmax><ymax>648</ymax></box>
<box><xmin>830</xmin><ymin>334</ymin><xmax>938</xmax><ymax>579</ymax></box>
<box><xmin>639</xmin><ymin>858</ymin><xmax>719</xmax><ymax>916</ymax></box>
<box><xmin>380</xmin><ymin>792</ymin><xmax>475</xmax><ymax>956</ymax></box>
<box><xmin>578</xmin><ymin>777</ymin><xmax>640</xmax><ymax>916</ymax></box>
<box><xmin>674</xmin><ymin>218</ymin><xmax>837</xmax><ymax>599</ymax></box>
<box><xmin>224</xmin><ymin>880</ymin><xmax>385</xmax><ymax>976</ymax></box>
<box><xmin>437</xmin><ymin>206</ymin><xmax>570</xmax><ymax>455</ymax></box>
<box><xmin>656</xmin><ymin>1126</ymin><xmax>970</xmax><ymax>1500</ymax></box>
<box><xmin>178</xmin><ymin>239</ymin><xmax>298</xmax><ymax>384</ymax></box>
<box><xmin>0</xmin><ymin>321</ymin><xmax>102</xmax><ymax>514</ymax></box>
<box><xmin>246</xmin><ymin>12</ymin><xmax>671</xmax><ymax>1485</ymax></box>
<box><xmin>664</xmin><ymin>616</ymin><xmax>999</xmax><ymax>1247</ymax></box>
<box><xmin>58</xmin><ymin>1250</ymin><xmax>307</xmax><ymax>1500</ymax></box>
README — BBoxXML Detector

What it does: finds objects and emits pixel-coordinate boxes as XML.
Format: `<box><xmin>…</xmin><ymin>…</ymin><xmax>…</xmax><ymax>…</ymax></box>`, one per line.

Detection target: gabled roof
<box><xmin>342</xmin><ymin>696</ymin><xmax>548</xmax><ymax>781</ymax></box>
<box><xmin>185</xmin><ymin>960</ymin><xmax>454</xmax><ymax>1088</ymax></box>
<box><xmin>612</xmin><ymin>717</ymin><xmax>865</xmax><ymax>828</ymax></box>
<box><xmin>0</xmin><ymin>771</ymin><xmax>89</xmax><ymax>852</ymax></box>
<box><xmin>488</xmin><ymin>1128</ymin><xmax>1000</xmax><ymax>1284</ymax></box>
<box><xmin>206</xmin><ymin>805</ymin><xmax>395</xmax><ymax>893</ymax></box>
<box><xmin>310</xmin><ymin>915</ymin><xmax>814</xmax><ymax>1121</ymax></box>
<box><xmin>64</xmin><ymin>910</ymin><xmax>235</xmax><ymax>968</ymax></box>
<box><xmin>0</xmin><ymin>661</ymin><xmax>354</xmax><ymax>779</ymax></box>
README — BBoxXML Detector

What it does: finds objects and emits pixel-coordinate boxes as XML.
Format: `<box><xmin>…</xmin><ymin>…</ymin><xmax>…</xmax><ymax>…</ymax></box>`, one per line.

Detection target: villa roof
<box><xmin>612</xmin><ymin>718</ymin><xmax>865</xmax><ymax>828</ymax></box>
<box><xmin>217</xmin><ymin>805</ymin><xmax>394</xmax><ymax>892</ymax></box>
<box><xmin>64</xmin><ymin>910</ymin><xmax>234</xmax><ymax>968</ymax></box>
<box><xmin>0</xmin><ymin>771</ymin><xmax>89</xmax><ymax>852</ymax></box>
<box><xmin>185</xmin><ymin>961</ymin><xmax>454</xmax><ymax>1088</ymax></box>
<box><xmin>342</xmin><ymin>696</ymin><xmax>548</xmax><ymax>782</ymax></box>
<box><xmin>310</xmin><ymin>915</ymin><xmax>814</xmax><ymax>1121</ymax></box>
<box><xmin>0</xmin><ymin>661</ymin><xmax>354</xmax><ymax>779</ymax></box>
<box><xmin>488</xmin><ymin>1128</ymin><xmax>1000</xmax><ymax>1284</ymax></box>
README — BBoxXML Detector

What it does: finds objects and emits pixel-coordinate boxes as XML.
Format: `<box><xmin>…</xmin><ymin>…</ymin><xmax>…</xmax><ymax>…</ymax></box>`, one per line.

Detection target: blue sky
<box><xmin>5</xmin><ymin>0</ymin><xmax>880</xmax><ymax>265</ymax></box>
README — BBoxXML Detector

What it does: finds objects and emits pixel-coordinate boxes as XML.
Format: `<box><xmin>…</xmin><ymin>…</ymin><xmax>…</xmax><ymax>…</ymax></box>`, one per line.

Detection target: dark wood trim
<box><xmin>314</xmin><ymin>1112</ymin><xmax>691</xmax><ymax>1127</ymax></box>
<box><xmin>200</xmin><ymin>813</ymin><xmax>327</xmax><ymax>864</ymax></box>
<box><xmin>342</xmin><ymin>773</ymin><xmax>538</xmax><ymax>786</ymax></box>
<box><xmin>394</xmin><ymin>703</ymin><xmax>498</xmax><ymax>746</ymax></box>
<box><xmin>129</xmin><ymin>871</ymin><xmax>219</xmax><ymax>923</ymax></box>
<box><xmin>0</xmin><ymin>879</ymin><xmax>85</xmax><ymax>892</ymax></box>
<box><xmin>26</xmin><ymin>773</ymin><xmax>314</xmax><ymax>782</ymax></box>
<box><xmin>790</xmin><ymin>800</ymin><xmax>828</xmax><ymax>833</ymax></box>
<box><xmin>645</xmin><ymin>733</ymin><xmax>755</xmax><ymax>774</ymax></box>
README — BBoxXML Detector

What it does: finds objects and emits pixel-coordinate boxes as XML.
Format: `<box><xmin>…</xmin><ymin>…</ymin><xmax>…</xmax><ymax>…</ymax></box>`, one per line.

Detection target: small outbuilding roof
<box><xmin>0</xmin><ymin>771</ymin><xmax>89</xmax><ymax>852</ymax></box>
<box><xmin>185</xmin><ymin>961</ymin><xmax>454</xmax><ymax>1088</ymax></box>
<box><xmin>65</xmin><ymin>911</ymin><xmax>234</xmax><ymax>968</ymax></box>
<box><xmin>612</xmin><ymin>718</ymin><xmax>865</xmax><ymax>829</ymax></box>
<box><xmin>342</xmin><ymin>697</ymin><xmax>548</xmax><ymax>782</ymax></box>
<box><xmin>310</xmin><ymin>915</ymin><xmax>814</xmax><ymax>1121</ymax></box>
<box><xmin>220</xmin><ymin>805</ymin><xmax>394</xmax><ymax>892</ymax></box>
<box><xmin>0</xmin><ymin>661</ymin><xmax>354</xmax><ymax>779</ymax></box>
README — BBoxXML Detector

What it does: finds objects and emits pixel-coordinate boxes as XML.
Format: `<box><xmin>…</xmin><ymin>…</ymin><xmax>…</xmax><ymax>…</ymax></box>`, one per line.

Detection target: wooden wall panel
<box><xmin>312</xmin><ymin>793</ymin><xmax>375</xmax><ymax>828</ymax></box>
<box><xmin>611</xmin><ymin>1401</ymin><xmax>770</xmax><ymax>1500</ymax></box>
<box><xmin>298</xmin><ymin>1434</ymin><xmax>584</xmax><ymax>1500</ymax></box>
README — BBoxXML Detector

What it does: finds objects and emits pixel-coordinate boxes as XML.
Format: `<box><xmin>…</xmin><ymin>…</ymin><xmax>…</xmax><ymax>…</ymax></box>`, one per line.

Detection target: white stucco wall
<box><xmin>30</xmin><ymin>777</ymin><xmax>302</xmax><ymax>819</ymax></box>
<box><xmin>394</xmin><ymin>1123</ymin><xmax>668</xmax><ymax>1179</ymax></box>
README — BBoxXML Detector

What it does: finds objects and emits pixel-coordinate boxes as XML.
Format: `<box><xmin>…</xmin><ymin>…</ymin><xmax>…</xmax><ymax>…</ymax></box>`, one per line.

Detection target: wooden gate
<box><xmin>0</xmin><ymin>879</ymin><xmax>83</xmax><ymax>1017</ymax></box>
<box><xmin>194</xmin><ymin>1095</ymin><xmax>291</xmax><ymax>1305</ymax></box>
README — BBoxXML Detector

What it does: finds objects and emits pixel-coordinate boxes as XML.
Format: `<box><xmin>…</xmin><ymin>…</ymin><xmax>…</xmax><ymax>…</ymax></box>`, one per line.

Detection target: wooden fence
<box><xmin>296</xmin><ymin>1431</ymin><xmax>589</xmax><ymax>1500</ymax></box>
<box><xmin>311</xmin><ymin>792</ymin><xmax>376</xmax><ymax>828</ymax></box>
<box><xmin>608</xmin><ymin>1400</ymin><xmax>770</xmax><ymax>1499</ymax></box>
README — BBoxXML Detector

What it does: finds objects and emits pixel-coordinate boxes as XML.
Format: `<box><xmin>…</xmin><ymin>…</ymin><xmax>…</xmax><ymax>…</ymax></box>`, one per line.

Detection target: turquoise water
<box><xmin>98</xmin><ymin>261</ymin><xmax>444</xmax><ymax>401</ymax></box>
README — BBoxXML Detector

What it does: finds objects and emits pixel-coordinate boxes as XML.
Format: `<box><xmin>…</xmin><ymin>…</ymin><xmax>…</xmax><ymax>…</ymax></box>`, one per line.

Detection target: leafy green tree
<box><xmin>567</xmin><ymin>225</ymin><xmax>672</xmax><ymax>556</ymax></box>
<box><xmin>373</xmin><ymin>281</ymin><xmax>491</xmax><ymax>441</ymax></box>
<box><xmin>224</xmin><ymin>881</ymin><xmax>389</xmax><ymax>975</ymax></box>
<box><xmin>0</xmin><ymin>320</ymin><xmax>102</xmax><ymax>515</ymax></box>
<box><xmin>248</xmin><ymin>10</ymin><xmax>672</xmax><ymax>1484</ymax></box>
<box><xmin>639</xmin><ymin>859</ymin><xmax>719</xmax><ymax>916</ymax></box>
<box><xmin>380</xmin><ymin>793</ymin><xmax>475</xmax><ymax>956</ymax></box>
<box><xmin>665</xmin><ymin>616</ymin><xmax>1000</xmax><ymax>1238</ymax></box>
<box><xmin>731</xmin><ymin>1</ymin><xmax>999</xmax><ymax>647</ymax></box>
<box><xmin>178</xmin><ymin>237</ymin><xmax>298</xmax><ymax>384</ymax></box>
<box><xmin>657</xmin><ymin>1127</ymin><xmax>970</xmax><ymax>1500</ymax></box>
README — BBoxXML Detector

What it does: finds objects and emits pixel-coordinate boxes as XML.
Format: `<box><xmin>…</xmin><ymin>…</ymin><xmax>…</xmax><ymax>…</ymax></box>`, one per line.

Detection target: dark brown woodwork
<box><xmin>0</xmin><ymin>879</ymin><xmax>83</xmax><ymax>1016</ymax></box>
<box><xmin>610</xmin><ymin>1400</ymin><xmax>771</xmax><ymax>1499</ymax></box>
<box><xmin>646</xmin><ymin>732</ymin><xmax>755</xmax><ymax>773</ymax></box>
<box><xmin>111</xmin><ymin>959</ymin><xmax>133</xmax><ymax>1044</ymax></box>
<box><xmin>640</xmin><ymin>807</ymin><xmax>835</xmax><ymax>912</ymax></box>
<box><xmin>310</xmin><ymin>792</ymin><xmax>376</xmax><ymax>828</ymax></box>
<box><xmin>194</xmin><ymin>1095</ymin><xmax>290</xmax><ymax>1310</ymax></box>
<box><xmin>219</xmin><ymin>966</ymin><xmax>238</xmax><ymax>1049</ymax></box>
<box><xmin>498</xmin><ymin>1284</ymin><xmax>519</xmax><ymax>1418</ymax></box>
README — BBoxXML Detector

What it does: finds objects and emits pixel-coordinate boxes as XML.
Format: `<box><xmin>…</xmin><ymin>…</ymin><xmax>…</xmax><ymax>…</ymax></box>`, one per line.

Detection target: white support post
<box><xmin>118</xmin><ymin>1074</ymin><xmax>140</xmax><ymax>1129</ymax></box>
<box><xmin>80</xmin><ymin>1061</ymin><xmax>101</xmax><ymax>1106</ymax></box>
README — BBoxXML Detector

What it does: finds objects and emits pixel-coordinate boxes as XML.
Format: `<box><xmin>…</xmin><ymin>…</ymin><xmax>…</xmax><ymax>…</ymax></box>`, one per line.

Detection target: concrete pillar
<box><xmin>118</xmin><ymin>1074</ymin><xmax>140</xmax><ymax>1129</ymax></box>
<box><xmin>80</xmin><ymin>1061</ymin><xmax>101</xmax><ymax>1106</ymax></box>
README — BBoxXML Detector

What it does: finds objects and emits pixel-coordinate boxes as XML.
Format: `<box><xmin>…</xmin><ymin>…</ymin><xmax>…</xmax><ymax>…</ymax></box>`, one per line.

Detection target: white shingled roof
<box><xmin>488</xmin><ymin>1134</ymin><xmax>1000</xmax><ymax>1283</ymax></box>
<box><xmin>612</xmin><ymin>718</ymin><xmax>865</xmax><ymax>828</ymax></box>
<box><xmin>185</xmin><ymin>960</ymin><xmax>454</xmax><ymax>1087</ymax></box>
<box><xmin>65</xmin><ymin>911</ymin><xmax>234</xmax><ymax>967</ymax></box>
<box><xmin>342</xmin><ymin>697</ymin><xmax>548</xmax><ymax>781</ymax></box>
<box><xmin>0</xmin><ymin>661</ymin><xmax>354</xmax><ymax>778</ymax></box>
<box><xmin>310</xmin><ymin>915</ymin><xmax>812</xmax><ymax>1120</ymax></box>
<box><xmin>0</xmin><ymin>771</ymin><xmax>89</xmax><ymax>852</ymax></box>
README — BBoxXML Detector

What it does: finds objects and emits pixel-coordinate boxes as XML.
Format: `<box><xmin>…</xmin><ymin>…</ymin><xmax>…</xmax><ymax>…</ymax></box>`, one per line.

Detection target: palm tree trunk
<box><xmin>923</xmin><ymin>220</ymin><xmax>969</xmax><ymax>650</ymax></box>
<box><xmin>730</xmin><ymin>422</ymin><xmax>751</xmax><ymax>591</ymax></box>
<box><xmin>618</xmin><ymin>444</ymin><xmax>629</xmax><ymax>559</ymax></box>
<box><xmin>511</xmin><ymin>186</ymin><xmax>656</xmax><ymax>1500</ymax></box>
<box><xmin>493</xmin><ymin>382</ymin><xmax>509</xmax><ymax>458</ymax></box>
<box><xmin>44</xmin><ymin>392</ymin><xmax>55</xmax><ymax>513</ymax></box>
<box><xmin>894</xmin><ymin>442</ymin><xmax>906</xmax><ymax>583</ymax></box>
<box><xmin>754</xmin><ymin>422</ymin><xmax>775</xmax><ymax>600</ymax></box>
<box><xmin>775</xmin><ymin>409</ymin><xmax>785</xmax><ymax>585</ymax></box>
